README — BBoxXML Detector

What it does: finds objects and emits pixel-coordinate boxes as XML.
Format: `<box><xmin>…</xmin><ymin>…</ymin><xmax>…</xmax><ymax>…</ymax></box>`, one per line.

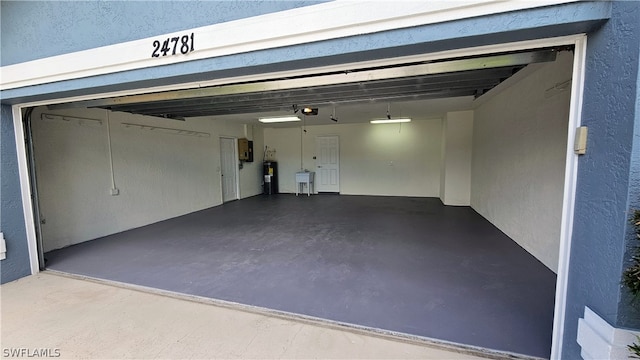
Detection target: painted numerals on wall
<box><xmin>151</xmin><ymin>33</ymin><xmax>195</xmax><ymax>58</ymax></box>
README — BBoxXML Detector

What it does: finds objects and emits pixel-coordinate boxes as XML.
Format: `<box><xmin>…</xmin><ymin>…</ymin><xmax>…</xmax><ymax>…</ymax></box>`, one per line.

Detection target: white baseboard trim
<box><xmin>577</xmin><ymin>306</ymin><xmax>640</xmax><ymax>360</ymax></box>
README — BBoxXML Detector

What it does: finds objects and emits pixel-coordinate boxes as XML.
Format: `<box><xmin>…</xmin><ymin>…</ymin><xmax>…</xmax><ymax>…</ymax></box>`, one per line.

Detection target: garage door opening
<box><xmin>20</xmin><ymin>44</ymin><xmax>580</xmax><ymax>359</ymax></box>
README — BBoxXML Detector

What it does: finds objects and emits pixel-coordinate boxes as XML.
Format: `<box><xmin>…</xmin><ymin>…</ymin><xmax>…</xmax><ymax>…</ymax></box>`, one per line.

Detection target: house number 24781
<box><xmin>151</xmin><ymin>33</ymin><xmax>195</xmax><ymax>58</ymax></box>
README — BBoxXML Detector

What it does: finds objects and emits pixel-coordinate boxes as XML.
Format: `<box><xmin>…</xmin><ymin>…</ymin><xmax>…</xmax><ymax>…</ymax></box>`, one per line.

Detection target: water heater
<box><xmin>263</xmin><ymin>162</ymin><xmax>278</xmax><ymax>194</ymax></box>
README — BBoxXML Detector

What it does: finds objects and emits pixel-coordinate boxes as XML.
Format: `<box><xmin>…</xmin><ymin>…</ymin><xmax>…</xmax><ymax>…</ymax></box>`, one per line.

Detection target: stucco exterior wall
<box><xmin>621</xmin><ymin>47</ymin><xmax>640</xmax><ymax>329</ymax></box>
<box><xmin>562</xmin><ymin>2</ymin><xmax>640</xmax><ymax>358</ymax></box>
<box><xmin>0</xmin><ymin>1</ymin><xmax>327</xmax><ymax>66</ymax></box>
<box><xmin>0</xmin><ymin>104</ymin><xmax>31</xmax><ymax>283</ymax></box>
<box><xmin>0</xmin><ymin>2</ymin><xmax>610</xmax><ymax>104</ymax></box>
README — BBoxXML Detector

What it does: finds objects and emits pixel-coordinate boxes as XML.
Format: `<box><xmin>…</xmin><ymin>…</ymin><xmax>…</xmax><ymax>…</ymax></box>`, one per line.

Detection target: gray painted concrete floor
<box><xmin>1</xmin><ymin>273</ymin><xmax>494</xmax><ymax>359</ymax></box>
<box><xmin>45</xmin><ymin>195</ymin><xmax>556</xmax><ymax>358</ymax></box>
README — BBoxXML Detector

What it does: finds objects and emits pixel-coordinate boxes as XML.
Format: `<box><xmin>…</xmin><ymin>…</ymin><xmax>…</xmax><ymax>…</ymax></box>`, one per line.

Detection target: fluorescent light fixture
<box><xmin>370</xmin><ymin>118</ymin><xmax>412</xmax><ymax>124</ymax></box>
<box><xmin>258</xmin><ymin>116</ymin><xmax>301</xmax><ymax>123</ymax></box>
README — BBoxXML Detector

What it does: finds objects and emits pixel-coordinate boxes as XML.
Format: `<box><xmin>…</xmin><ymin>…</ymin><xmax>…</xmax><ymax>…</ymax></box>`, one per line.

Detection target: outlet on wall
<box><xmin>110</xmin><ymin>188</ymin><xmax>120</xmax><ymax>196</ymax></box>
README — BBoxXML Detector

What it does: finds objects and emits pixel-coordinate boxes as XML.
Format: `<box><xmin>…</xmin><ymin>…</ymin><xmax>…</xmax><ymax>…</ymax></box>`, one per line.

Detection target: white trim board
<box><xmin>577</xmin><ymin>306</ymin><xmax>640</xmax><ymax>360</ymax></box>
<box><xmin>549</xmin><ymin>34</ymin><xmax>587</xmax><ymax>360</ymax></box>
<box><xmin>12</xmin><ymin>106</ymin><xmax>40</xmax><ymax>275</ymax></box>
<box><xmin>0</xmin><ymin>0</ymin><xmax>578</xmax><ymax>91</ymax></box>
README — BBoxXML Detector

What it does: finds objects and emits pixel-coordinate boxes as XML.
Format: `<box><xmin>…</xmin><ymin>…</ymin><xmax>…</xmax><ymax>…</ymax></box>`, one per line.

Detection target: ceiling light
<box><xmin>258</xmin><ymin>116</ymin><xmax>301</xmax><ymax>123</ymax></box>
<box><xmin>301</xmin><ymin>107</ymin><xmax>318</xmax><ymax>115</ymax></box>
<box><xmin>370</xmin><ymin>118</ymin><xmax>411</xmax><ymax>124</ymax></box>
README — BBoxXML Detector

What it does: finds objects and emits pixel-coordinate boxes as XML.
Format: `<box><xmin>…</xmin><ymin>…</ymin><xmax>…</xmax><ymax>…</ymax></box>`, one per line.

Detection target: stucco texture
<box><xmin>562</xmin><ymin>2</ymin><xmax>640</xmax><ymax>358</ymax></box>
<box><xmin>471</xmin><ymin>51</ymin><xmax>573</xmax><ymax>273</ymax></box>
<box><xmin>0</xmin><ymin>2</ymin><xmax>609</xmax><ymax>104</ymax></box>
<box><xmin>264</xmin><ymin>120</ymin><xmax>442</xmax><ymax>197</ymax></box>
<box><xmin>0</xmin><ymin>0</ymin><xmax>327</xmax><ymax>66</ymax></box>
<box><xmin>30</xmin><ymin>106</ymin><xmax>264</xmax><ymax>252</ymax></box>
<box><xmin>1</xmin><ymin>105</ymin><xmax>31</xmax><ymax>283</ymax></box>
<box><xmin>620</xmin><ymin>45</ymin><xmax>640</xmax><ymax>329</ymax></box>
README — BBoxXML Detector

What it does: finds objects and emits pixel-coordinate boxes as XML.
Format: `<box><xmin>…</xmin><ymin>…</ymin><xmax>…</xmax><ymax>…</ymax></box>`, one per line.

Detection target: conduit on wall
<box><xmin>120</xmin><ymin>123</ymin><xmax>210</xmax><ymax>137</ymax></box>
<box><xmin>300</xmin><ymin>118</ymin><xmax>304</xmax><ymax>171</ymax></box>
<box><xmin>40</xmin><ymin>113</ymin><xmax>102</xmax><ymax>126</ymax></box>
<box><xmin>105</xmin><ymin>111</ymin><xmax>119</xmax><ymax>195</ymax></box>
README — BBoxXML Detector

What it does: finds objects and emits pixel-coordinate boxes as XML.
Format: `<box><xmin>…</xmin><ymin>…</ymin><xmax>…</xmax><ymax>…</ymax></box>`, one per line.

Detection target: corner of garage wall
<box><xmin>1</xmin><ymin>104</ymin><xmax>32</xmax><ymax>283</ymax></box>
<box><xmin>238</xmin><ymin>124</ymin><xmax>265</xmax><ymax>199</ymax></box>
<box><xmin>470</xmin><ymin>51</ymin><xmax>575</xmax><ymax>273</ymax></box>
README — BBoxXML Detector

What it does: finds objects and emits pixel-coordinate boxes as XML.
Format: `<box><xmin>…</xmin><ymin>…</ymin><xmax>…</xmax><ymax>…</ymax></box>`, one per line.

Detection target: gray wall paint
<box><xmin>562</xmin><ymin>2</ymin><xmax>640</xmax><ymax>358</ymax></box>
<box><xmin>0</xmin><ymin>2</ymin><xmax>610</xmax><ymax>104</ymax></box>
<box><xmin>0</xmin><ymin>0</ymin><xmax>327</xmax><ymax>66</ymax></box>
<box><xmin>621</xmin><ymin>46</ymin><xmax>640</xmax><ymax>329</ymax></box>
<box><xmin>1</xmin><ymin>104</ymin><xmax>31</xmax><ymax>283</ymax></box>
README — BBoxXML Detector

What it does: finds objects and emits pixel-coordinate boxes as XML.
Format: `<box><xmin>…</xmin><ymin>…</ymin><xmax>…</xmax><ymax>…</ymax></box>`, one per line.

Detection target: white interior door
<box><xmin>315</xmin><ymin>136</ymin><xmax>340</xmax><ymax>192</ymax></box>
<box><xmin>220</xmin><ymin>137</ymin><xmax>238</xmax><ymax>202</ymax></box>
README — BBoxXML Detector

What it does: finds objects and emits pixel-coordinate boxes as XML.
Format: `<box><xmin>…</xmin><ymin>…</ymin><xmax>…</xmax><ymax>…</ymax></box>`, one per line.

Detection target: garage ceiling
<box><xmin>50</xmin><ymin>49</ymin><xmax>559</xmax><ymax>124</ymax></box>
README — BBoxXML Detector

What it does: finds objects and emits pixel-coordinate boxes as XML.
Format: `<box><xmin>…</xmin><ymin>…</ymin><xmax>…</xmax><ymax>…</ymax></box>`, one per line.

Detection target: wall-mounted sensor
<box><xmin>574</xmin><ymin>126</ymin><xmax>588</xmax><ymax>155</ymax></box>
<box><xmin>0</xmin><ymin>232</ymin><xmax>6</xmax><ymax>260</ymax></box>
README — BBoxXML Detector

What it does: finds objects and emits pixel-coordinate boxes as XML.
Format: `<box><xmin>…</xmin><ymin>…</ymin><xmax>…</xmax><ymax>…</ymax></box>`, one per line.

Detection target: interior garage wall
<box><xmin>263</xmin><ymin>127</ymin><xmax>301</xmax><ymax>194</ymax></box>
<box><xmin>470</xmin><ymin>51</ymin><xmax>573</xmax><ymax>273</ymax></box>
<box><xmin>191</xmin><ymin>116</ymin><xmax>265</xmax><ymax>201</ymax></box>
<box><xmin>238</xmin><ymin>125</ymin><xmax>265</xmax><ymax>199</ymax></box>
<box><xmin>264</xmin><ymin>120</ymin><xmax>442</xmax><ymax>196</ymax></box>
<box><xmin>31</xmin><ymin>107</ymin><xmax>262</xmax><ymax>252</ymax></box>
<box><xmin>440</xmin><ymin>111</ymin><xmax>473</xmax><ymax>206</ymax></box>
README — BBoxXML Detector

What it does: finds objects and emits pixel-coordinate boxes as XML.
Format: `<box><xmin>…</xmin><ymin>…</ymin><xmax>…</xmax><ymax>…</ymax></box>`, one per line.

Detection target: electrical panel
<box><xmin>238</xmin><ymin>138</ymin><xmax>253</xmax><ymax>162</ymax></box>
